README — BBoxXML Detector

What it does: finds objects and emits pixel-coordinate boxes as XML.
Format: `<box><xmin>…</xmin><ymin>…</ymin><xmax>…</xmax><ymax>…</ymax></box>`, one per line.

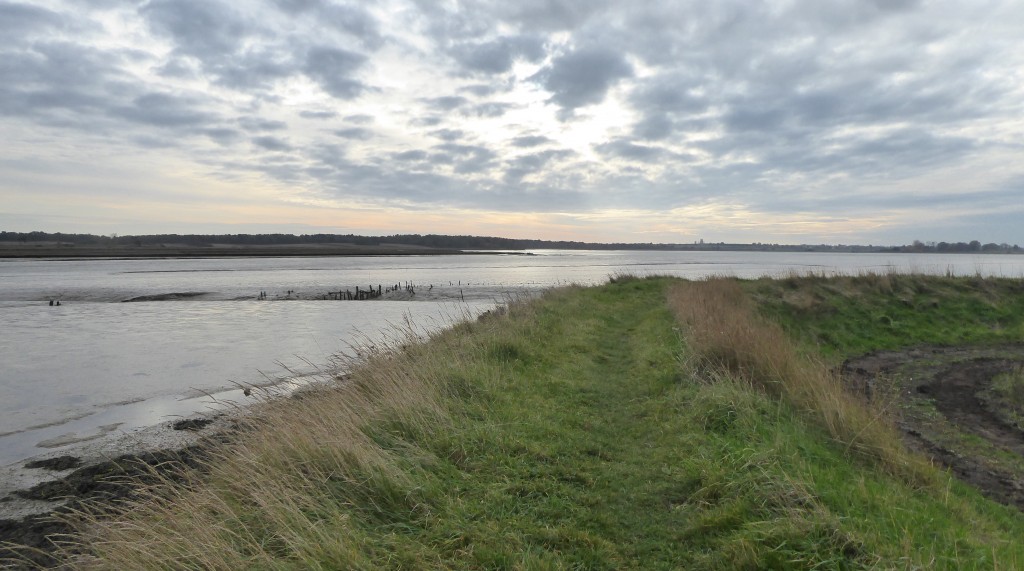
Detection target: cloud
<box><xmin>303</xmin><ymin>46</ymin><xmax>369</xmax><ymax>99</ymax></box>
<box><xmin>141</xmin><ymin>0</ymin><xmax>253</xmax><ymax>61</ymax></box>
<box><xmin>238</xmin><ymin>117</ymin><xmax>288</xmax><ymax>131</ymax></box>
<box><xmin>113</xmin><ymin>92</ymin><xmax>218</xmax><ymax>128</ymax></box>
<box><xmin>503</xmin><ymin>149</ymin><xmax>575</xmax><ymax>183</ymax></box>
<box><xmin>344</xmin><ymin>114</ymin><xmax>374</xmax><ymax>124</ymax></box>
<box><xmin>2</xmin><ymin>0</ymin><xmax>1023</xmax><ymax>244</ymax></box>
<box><xmin>429</xmin><ymin>129</ymin><xmax>464</xmax><ymax>141</ymax></box>
<box><xmin>511</xmin><ymin>135</ymin><xmax>552</xmax><ymax>148</ymax></box>
<box><xmin>530</xmin><ymin>46</ymin><xmax>633</xmax><ymax>118</ymax></box>
<box><xmin>0</xmin><ymin>2</ymin><xmax>69</xmax><ymax>38</ymax></box>
<box><xmin>333</xmin><ymin>127</ymin><xmax>371</xmax><ymax>140</ymax></box>
<box><xmin>393</xmin><ymin>150</ymin><xmax>428</xmax><ymax>162</ymax></box>
<box><xmin>449</xmin><ymin>34</ymin><xmax>546</xmax><ymax>74</ymax></box>
<box><xmin>252</xmin><ymin>135</ymin><xmax>292</xmax><ymax>151</ymax></box>
<box><xmin>421</xmin><ymin>96</ymin><xmax>469</xmax><ymax>111</ymax></box>
<box><xmin>594</xmin><ymin>138</ymin><xmax>671</xmax><ymax>163</ymax></box>
<box><xmin>299</xmin><ymin>110</ymin><xmax>337</xmax><ymax>119</ymax></box>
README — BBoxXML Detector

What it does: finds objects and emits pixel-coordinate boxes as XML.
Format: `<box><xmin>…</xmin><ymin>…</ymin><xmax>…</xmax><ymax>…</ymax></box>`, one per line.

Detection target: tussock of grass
<box><xmin>14</xmin><ymin>276</ymin><xmax>1024</xmax><ymax>569</ymax></box>
<box><xmin>667</xmin><ymin>277</ymin><xmax>935</xmax><ymax>484</ymax></box>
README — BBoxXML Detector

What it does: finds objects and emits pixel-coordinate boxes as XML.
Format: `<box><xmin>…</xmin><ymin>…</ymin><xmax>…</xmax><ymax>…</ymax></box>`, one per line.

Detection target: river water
<box><xmin>2</xmin><ymin>250</ymin><xmax>1023</xmax><ymax>467</ymax></box>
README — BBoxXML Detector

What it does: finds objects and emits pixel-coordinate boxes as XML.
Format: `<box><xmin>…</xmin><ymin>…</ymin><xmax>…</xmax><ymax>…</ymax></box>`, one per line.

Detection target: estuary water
<box><xmin>2</xmin><ymin>250</ymin><xmax>1023</xmax><ymax>467</ymax></box>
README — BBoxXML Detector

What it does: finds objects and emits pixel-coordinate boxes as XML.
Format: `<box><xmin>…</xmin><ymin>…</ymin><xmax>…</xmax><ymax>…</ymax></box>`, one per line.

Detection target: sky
<box><xmin>1</xmin><ymin>0</ymin><xmax>1023</xmax><ymax>245</ymax></box>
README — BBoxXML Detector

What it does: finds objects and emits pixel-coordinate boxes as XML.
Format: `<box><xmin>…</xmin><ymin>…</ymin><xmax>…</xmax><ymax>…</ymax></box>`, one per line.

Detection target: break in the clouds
<box><xmin>2</xmin><ymin>0</ymin><xmax>1023</xmax><ymax>245</ymax></box>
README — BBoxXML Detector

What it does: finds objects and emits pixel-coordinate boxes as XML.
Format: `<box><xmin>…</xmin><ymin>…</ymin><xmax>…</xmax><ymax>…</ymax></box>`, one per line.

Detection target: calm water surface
<box><xmin>2</xmin><ymin>250</ymin><xmax>1023</xmax><ymax>466</ymax></box>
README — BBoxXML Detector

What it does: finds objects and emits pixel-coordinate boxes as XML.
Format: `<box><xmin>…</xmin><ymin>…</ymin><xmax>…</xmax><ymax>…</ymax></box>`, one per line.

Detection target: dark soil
<box><xmin>22</xmin><ymin>456</ymin><xmax>81</xmax><ymax>472</ymax></box>
<box><xmin>123</xmin><ymin>292</ymin><xmax>209</xmax><ymax>302</ymax></box>
<box><xmin>172</xmin><ymin>418</ymin><xmax>214</xmax><ymax>431</ymax></box>
<box><xmin>842</xmin><ymin>345</ymin><xmax>1024</xmax><ymax>510</ymax></box>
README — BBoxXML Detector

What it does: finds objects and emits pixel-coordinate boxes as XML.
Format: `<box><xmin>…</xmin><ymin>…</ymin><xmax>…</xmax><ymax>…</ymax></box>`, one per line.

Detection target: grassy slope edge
<box><xmin>18</xmin><ymin>277</ymin><xmax>1024</xmax><ymax>569</ymax></box>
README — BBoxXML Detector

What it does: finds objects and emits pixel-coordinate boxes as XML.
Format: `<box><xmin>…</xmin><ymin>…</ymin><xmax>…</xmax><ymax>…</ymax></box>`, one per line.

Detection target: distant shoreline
<box><xmin>0</xmin><ymin>243</ymin><xmax>476</xmax><ymax>259</ymax></box>
<box><xmin>4</xmin><ymin>232</ymin><xmax>1022</xmax><ymax>258</ymax></box>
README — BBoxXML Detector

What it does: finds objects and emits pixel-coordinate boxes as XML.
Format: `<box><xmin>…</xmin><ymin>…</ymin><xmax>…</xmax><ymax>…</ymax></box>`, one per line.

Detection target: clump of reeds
<box><xmin>668</xmin><ymin>278</ymin><xmax>936</xmax><ymax>486</ymax></box>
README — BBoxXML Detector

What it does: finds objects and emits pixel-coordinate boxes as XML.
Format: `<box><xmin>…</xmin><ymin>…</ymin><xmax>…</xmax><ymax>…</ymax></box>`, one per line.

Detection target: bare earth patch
<box><xmin>842</xmin><ymin>345</ymin><xmax>1024</xmax><ymax>509</ymax></box>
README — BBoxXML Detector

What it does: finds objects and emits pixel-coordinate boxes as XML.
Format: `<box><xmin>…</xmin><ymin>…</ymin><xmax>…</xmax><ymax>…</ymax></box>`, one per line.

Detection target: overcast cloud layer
<box><xmin>2</xmin><ymin>0</ymin><xmax>1023</xmax><ymax>244</ymax></box>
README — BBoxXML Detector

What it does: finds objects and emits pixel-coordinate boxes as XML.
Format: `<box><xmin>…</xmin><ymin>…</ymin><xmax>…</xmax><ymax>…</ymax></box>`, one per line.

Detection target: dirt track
<box><xmin>843</xmin><ymin>346</ymin><xmax>1024</xmax><ymax>509</ymax></box>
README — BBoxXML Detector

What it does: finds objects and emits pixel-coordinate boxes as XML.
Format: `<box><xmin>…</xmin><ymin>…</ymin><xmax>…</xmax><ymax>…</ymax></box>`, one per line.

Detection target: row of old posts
<box><xmin>323</xmin><ymin>281</ymin><xmax>417</xmax><ymax>300</ymax></box>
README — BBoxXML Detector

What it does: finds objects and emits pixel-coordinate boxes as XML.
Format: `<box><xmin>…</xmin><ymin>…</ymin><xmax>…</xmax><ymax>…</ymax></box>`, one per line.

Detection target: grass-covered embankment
<box><xmin>744</xmin><ymin>273</ymin><xmax>1024</xmax><ymax>358</ymax></box>
<box><xmin>30</xmin><ymin>277</ymin><xmax>1024</xmax><ymax>569</ymax></box>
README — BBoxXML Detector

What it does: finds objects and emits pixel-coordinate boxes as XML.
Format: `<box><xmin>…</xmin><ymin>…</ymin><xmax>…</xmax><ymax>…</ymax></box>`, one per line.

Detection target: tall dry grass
<box><xmin>668</xmin><ymin>278</ymin><xmax>936</xmax><ymax>486</ymax></box>
<box><xmin>41</xmin><ymin>300</ymin><xmax>534</xmax><ymax>569</ymax></box>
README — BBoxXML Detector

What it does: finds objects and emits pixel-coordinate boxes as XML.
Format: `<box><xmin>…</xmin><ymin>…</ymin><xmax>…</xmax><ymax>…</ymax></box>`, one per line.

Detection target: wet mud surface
<box><xmin>0</xmin><ymin>446</ymin><xmax>210</xmax><ymax>569</ymax></box>
<box><xmin>0</xmin><ymin>414</ymin><xmax>238</xmax><ymax>570</ymax></box>
<box><xmin>843</xmin><ymin>345</ymin><xmax>1024</xmax><ymax>510</ymax></box>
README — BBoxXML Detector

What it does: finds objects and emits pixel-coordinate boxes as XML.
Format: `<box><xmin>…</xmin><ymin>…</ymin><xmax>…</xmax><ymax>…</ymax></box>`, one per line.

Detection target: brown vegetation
<box><xmin>667</xmin><ymin>277</ymin><xmax>936</xmax><ymax>485</ymax></box>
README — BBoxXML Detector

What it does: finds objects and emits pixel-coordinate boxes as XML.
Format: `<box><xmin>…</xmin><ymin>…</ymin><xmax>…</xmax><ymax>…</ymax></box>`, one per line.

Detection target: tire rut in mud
<box><xmin>843</xmin><ymin>346</ymin><xmax>1024</xmax><ymax>510</ymax></box>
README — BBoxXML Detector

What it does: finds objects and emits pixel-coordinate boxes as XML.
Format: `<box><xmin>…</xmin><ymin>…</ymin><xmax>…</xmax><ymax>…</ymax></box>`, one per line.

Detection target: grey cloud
<box><xmin>155</xmin><ymin>57</ymin><xmax>199</xmax><ymax>79</ymax></box>
<box><xmin>632</xmin><ymin>115</ymin><xmax>675</xmax><ymax>141</ymax></box>
<box><xmin>393</xmin><ymin>150</ymin><xmax>428</xmax><ymax>162</ymax></box>
<box><xmin>271</xmin><ymin>0</ymin><xmax>320</xmax><ymax>14</ymax></box>
<box><xmin>320</xmin><ymin>3</ymin><xmax>384</xmax><ymax>50</ymax></box>
<box><xmin>450</xmin><ymin>34</ymin><xmax>546</xmax><ymax>74</ymax></box>
<box><xmin>212</xmin><ymin>49</ymin><xmax>296</xmax><ymax>90</ymax></box>
<box><xmin>203</xmin><ymin>127</ymin><xmax>242</xmax><ymax>144</ymax></box>
<box><xmin>472</xmin><ymin>102</ymin><xmax>514</xmax><ymax>117</ymax></box>
<box><xmin>488</xmin><ymin>0</ymin><xmax>611</xmax><ymax>31</ymax></box>
<box><xmin>460</xmin><ymin>84</ymin><xmax>498</xmax><ymax>97</ymax></box>
<box><xmin>531</xmin><ymin>47</ymin><xmax>632</xmax><ymax>117</ymax></box>
<box><xmin>429</xmin><ymin>129</ymin><xmax>464</xmax><ymax>141</ymax></box>
<box><xmin>434</xmin><ymin>143</ymin><xmax>480</xmax><ymax>156</ymax></box>
<box><xmin>594</xmin><ymin>138</ymin><xmax>670</xmax><ymax>163</ymax></box>
<box><xmin>273</xmin><ymin>0</ymin><xmax>383</xmax><ymax>49</ymax></box>
<box><xmin>421</xmin><ymin>96</ymin><xmax>469</xmax><ymax>111</ymax></box>
<box><xmin>344</xmin><ymin>114</ymin><xmax>374</xmax><ymax>124</ymax></box>
<box><xmin>333</xmin><ymin>127</ymin><xmax>371</xmax><ymax>139</ymax></box>
<box><xmin>454</xmin><ymin>149</ymin><xmax>498</xmax><ymax>174</ymax></box>
<box><xmin>629</xmin><ymin>74</ymin><xmax>708</xmax><ymax>140</ymax></box>
<box><xmin>433</xmin><ymin>143</ymin><xmax>498</xmax><ymax>174</ymax></box>
<box><xmin>252</xmin><ymin>135</ymin><xmax>293</xmax><ymax>151</ymax></box>
<box><xmin>300</xmin><ymin>110</ymin><xmax>337</xmax><ymax>119</ymax></box>
<box><xmin>427</xmin><ymin>152</ymin><xmax>455</xmax><ymax>166</ymax></box>
<box><xmin>0</xmin><ymin>2</ymin><xmax>67</xmax><ymax>38</ymax></box>
<box><xmin>304</xmin><ymin>46</ymin><xmax>368</xmax><ymax>99</ymax></box>
<box><xmin>0</xmin><ymin>42</ymin><xmax>124</xmax><ymax>117</ymax></box>
<box><xmin>141</xmin><ymin>0</ymin><xmax>252</xmax><ymax>61</ymax></box>
<box><xmin>511</xmin><ymin>135</ymin><xmax>552</xmax><ymax>148</ymax></box>
<box><xmin>238</xmin><ymin>117</ymin><xmax>288</xmax><ymax>131</ymax></box>
<box><xmin>113</xmin><ymin>92</ymin><xmax>217</xmax><ymax>128</ymax></box>
<box><xmin>503</xmin><ymin>149</ymin><xmax>575</xmax><ymax>183</ymax></box>
<box><xmin>410</xmin><ymin>116</ymin><xmax>443</xmax><ymax>127</ymax></box>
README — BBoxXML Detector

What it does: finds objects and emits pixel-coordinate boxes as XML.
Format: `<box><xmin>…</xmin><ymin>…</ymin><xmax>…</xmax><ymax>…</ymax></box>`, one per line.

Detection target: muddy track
<box><xmin>843</xmin><ymin>346</ymin><xmax>1024</xmax><ymax>510</ymax></box>
<box><xmin>927</xmin><ymin>359</ymin><xmax>1024</xmax><ymax>456</ymax></box>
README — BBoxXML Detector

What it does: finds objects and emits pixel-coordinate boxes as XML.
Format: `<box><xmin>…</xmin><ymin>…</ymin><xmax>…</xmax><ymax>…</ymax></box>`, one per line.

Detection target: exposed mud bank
<box><xmin>842</xmin><ymin>345</ymin><xmax>1024</xmax><ymax>510</ymax></box>
<box><xmin>0</xmin><ymin>415</ymin><xmax>237</xmax><ymax>570</ymax></box>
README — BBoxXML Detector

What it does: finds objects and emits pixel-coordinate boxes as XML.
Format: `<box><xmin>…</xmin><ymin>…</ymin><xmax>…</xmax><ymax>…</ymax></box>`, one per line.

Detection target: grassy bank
<box><xmin>21</xmin><ymin>277</ymin><xmax>1024</xmax><ymax>569</ymax></box>
<box><xmin>744</xmin><ymin>273</ymin><xmax>1024</xmax><ymax>358</ymax></box>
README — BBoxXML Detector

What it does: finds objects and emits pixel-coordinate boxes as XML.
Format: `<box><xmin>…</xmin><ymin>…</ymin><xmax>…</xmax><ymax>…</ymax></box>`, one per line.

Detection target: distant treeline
<box><xmin>1</xmin><ymin>231</ymin><xmax>1021</xmax><ymax>254</ymax></box>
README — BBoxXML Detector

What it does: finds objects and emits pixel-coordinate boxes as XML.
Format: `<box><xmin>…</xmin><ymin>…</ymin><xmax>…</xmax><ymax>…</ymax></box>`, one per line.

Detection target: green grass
<box><xmin>980</xmin><ymin>364</ymin><xmax>1024</xmax><ymax>431</ymax></box>
<box><xmin>40</xmin><ymin>277</ymin><xmax>1024</xmax><ymax>569</ymax></box>
<box><xmin>745</xmin><ymin>273</ymin><xmax>1024</xmax><ymax>358</ymax></box>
